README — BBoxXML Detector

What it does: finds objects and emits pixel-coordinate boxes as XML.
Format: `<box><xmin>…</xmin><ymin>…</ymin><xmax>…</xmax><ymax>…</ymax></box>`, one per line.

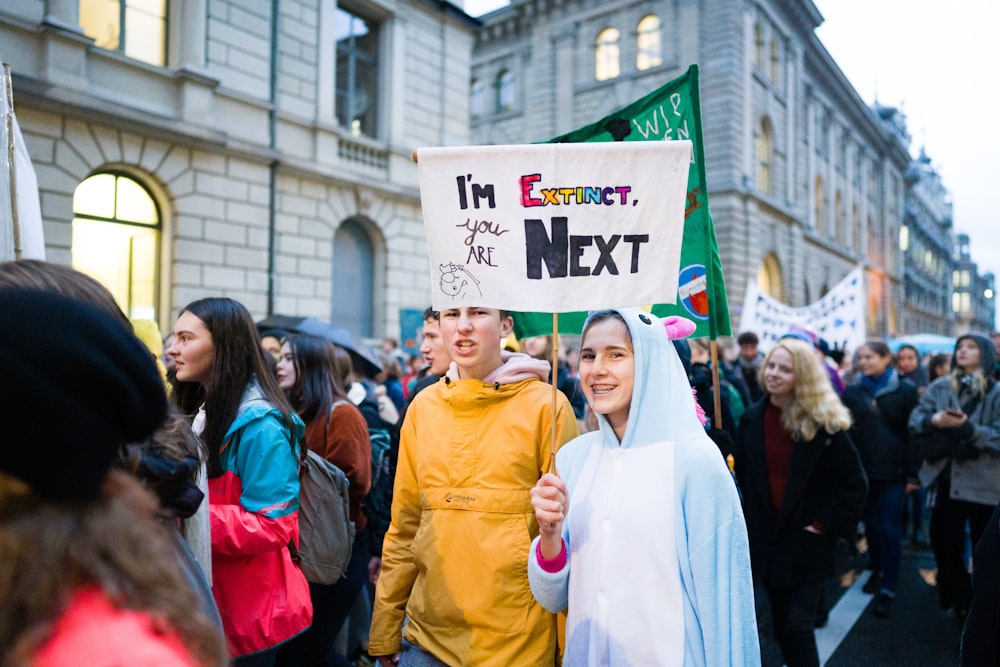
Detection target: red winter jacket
<box><xmin>210</xmin><ymin>385</ymin><xmax>312</xmax><ymax>657</ymax></box>
<box><xmin>33</xmin><ymin>587</ymin><xmax>196</xmax><ymax>666</ymax></box>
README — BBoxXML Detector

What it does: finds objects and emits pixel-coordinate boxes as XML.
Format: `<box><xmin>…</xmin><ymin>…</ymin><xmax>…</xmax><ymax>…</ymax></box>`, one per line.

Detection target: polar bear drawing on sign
<box><xmin>438</xmin><ymin>262</ymin><xmax>482</xmax><ymax>300</ymax></box>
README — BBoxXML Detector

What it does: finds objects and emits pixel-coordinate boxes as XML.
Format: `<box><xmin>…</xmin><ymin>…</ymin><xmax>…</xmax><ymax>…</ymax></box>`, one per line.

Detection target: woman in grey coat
<box><xmin>908</xmin><ymin>333</ymin><xmax>1000</xmax><ymax>620</ymax></box>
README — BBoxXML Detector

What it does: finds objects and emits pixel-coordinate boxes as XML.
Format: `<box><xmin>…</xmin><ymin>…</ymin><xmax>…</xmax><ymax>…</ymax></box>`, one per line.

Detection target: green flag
<box><xmin>512</xmin><ymin>64</ymin><xmax>731</xmax><ymax>340</ymax></box>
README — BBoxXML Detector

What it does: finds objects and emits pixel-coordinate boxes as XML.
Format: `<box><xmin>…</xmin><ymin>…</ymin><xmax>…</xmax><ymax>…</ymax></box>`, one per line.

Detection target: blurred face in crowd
<box><xmin>896</xmin><ymin>347</ymin><xmax>919</xmax><ymax>374</ymax></box>
<box><xmin>162</xmin><ymin>333</ymin><xmax>177</xmax><ymax>372</ymax></box>
<box><xmin>260</xmin><ymin>335</ymin><xmax>282</xmax><ymax>361</ymax></box>
<box><xmin>522</xmin><ymin>336</ymin><xmax>549</xmax><ymax>360</ymax></box>
<box><xmin>858</xmin><ymin>345</ymin><xmax>892</xmax><ymax>378</ymax></box>
<box><xmin>276</xmin><ymin>342</ymin><xmax>297</xmax><ymax>391</ymax></box>
<box><xmin>440</xmin><ymin>307</ymin><xmax>512</xmax><ymax>380</ymax></box>
<box><xmin>420</xmin><ymin>318</ymin><xmax>451</xmax><ymax>376</ymax></box>
<box><xmin>169</xmin><ymin>311</ymin><xmax>216</xmax><ymax>387</ymax></box>
<box><xmin>954</xmin><ymin>338</ymin><xmax>981</xmax><ymax>372</ymax></box>
<box><xmin>579</xmin><ymin>317</ymin><xmax>634</xmax><ymax>441</ymax></box>
<box><xmin>763</xmin><ymin>346</ymin><xmax>796</xmax><ymax>404</ymax></box>
<box><xmin>739</xmin><ymin>341</ymin><xmax>758</xmax><ymax>362</ymax></box>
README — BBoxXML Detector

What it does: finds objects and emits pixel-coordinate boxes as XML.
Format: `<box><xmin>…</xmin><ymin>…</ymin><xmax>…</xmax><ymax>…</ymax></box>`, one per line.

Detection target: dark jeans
<box><xmin>864</xmin><ymin>479</ymin><xmax>906</xmax><ymax>593</ymax></box>
<box><xmin>930</xmin><ymin>482</ymin><xmax>994</xmax><ymax>613</ymax></box>
<box><xmin>277</xmin><ymin>528</ymin><xmax>371</xmax><ymax>667</ymax></box>
<box><xmin>766</xmin><ymin>578</ymin><xmax>824</xmax><ymax>667</ymax></box>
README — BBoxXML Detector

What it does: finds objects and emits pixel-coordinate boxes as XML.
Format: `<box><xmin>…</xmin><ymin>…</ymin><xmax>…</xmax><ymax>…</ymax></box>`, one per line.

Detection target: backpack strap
<box><xmin>323</xmin><ymin>399</ymin><xmax>352</xmax><ymax>434</ymax></box>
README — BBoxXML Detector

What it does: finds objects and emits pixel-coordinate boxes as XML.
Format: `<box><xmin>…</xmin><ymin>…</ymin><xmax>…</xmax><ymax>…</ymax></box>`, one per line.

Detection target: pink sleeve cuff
<box><xmin>536</xmin><ymin>538</ymin><xmax>567</xmax><ymax>573</ymax></box>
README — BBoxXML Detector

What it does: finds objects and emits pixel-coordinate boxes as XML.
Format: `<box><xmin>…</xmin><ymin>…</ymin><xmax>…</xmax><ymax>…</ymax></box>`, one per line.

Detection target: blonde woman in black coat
<box><xmin>734</xmin><ymin>338</ymin><xmax>868</xmax><ymax>667</ymax></box>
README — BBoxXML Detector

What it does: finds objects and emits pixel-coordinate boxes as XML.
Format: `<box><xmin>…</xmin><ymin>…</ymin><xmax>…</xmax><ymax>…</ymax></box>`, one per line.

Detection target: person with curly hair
<box><xmin>733</xmin><ymin>338</ymin><xmax>868</xmax><ymax>667</ymax></box>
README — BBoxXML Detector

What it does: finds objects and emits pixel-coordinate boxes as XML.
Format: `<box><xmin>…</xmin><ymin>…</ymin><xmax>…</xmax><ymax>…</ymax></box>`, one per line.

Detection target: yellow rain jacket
<box><xmin>370</xmin><ymin>357</ymin><xmax>579</xmax><ymax>666</ymax></box>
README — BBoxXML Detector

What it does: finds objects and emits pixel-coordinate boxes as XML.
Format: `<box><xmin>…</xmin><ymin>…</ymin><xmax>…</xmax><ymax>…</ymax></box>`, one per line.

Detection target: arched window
<box><xmin>753</xmin><ymin>23</ymin><xmax>764</xmax><ymax>69</ymax></box>
<box><xmin>470</xmin><ymin>78</ymin><xmax>484</xmax><ymax>118</ymax></box>
<box><xmin>815</xmin><ymin>175</ymin><xmax>826</xmax><ymax>235</ymax></box>
<box><xmin>495</xmin><ymin>69</ymin><xmax>515</xmax><ymax>113</ymax></box>
<box><xmin>595</xmin><ymin>28</ymin><xmax>620</xmax><ymax>81</ymax></box>
<box><xmin>756</xmin><ymin>115</ymin><xmax>773</xmax><ymax>195</ymax></box>
<box><xmin>72</xmin><ymin>172</ymin><xmax>160</xmax><ymax>320</ymax></box>
<box><xmin>332</xmin><ymin>219</ymin><xmax>375</xmax><ymax>338</ymax></box>
<box><xmin>757</xmin><ymin>253</ymin><xmax>783</xmax><ymax>300</ymax></box>
<box><xmin>636</xmin><ymin>15</ymin><xmax>662</xmax><ymax>71</ymax></box>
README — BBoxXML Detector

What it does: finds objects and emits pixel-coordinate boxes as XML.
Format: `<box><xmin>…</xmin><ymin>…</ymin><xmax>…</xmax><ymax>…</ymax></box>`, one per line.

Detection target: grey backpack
<box><xmin>292</xmin><ymin>400</ymin><xmax>355</xmax><ymax>584</ymax></box>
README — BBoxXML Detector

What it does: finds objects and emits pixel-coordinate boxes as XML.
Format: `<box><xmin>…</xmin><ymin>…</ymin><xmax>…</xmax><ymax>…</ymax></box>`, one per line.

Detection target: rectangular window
<box><xmin>336</xmin><ymin>7</ymin><xmax>379</xmax><ymax>138</ymax></box>
<box><xmin>79</xmin><ymin>0</ymin><xmax>166</xmax><ymax>67</ymax></box>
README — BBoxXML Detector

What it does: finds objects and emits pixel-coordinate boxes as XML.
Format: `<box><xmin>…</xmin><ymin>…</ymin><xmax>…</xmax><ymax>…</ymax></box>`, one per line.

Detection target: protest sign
<box><xmin>417</xmin><ymin>141</ymin><xmax>691</xmax><ymax>312</ymax></box>
<box><xmin>739</xmin><ymin>266</ymin><xmax>866</xmax><ymax>353</ymax></box>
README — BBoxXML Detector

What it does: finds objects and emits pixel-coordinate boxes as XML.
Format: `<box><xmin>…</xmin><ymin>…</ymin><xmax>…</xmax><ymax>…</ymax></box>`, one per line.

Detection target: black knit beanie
<box><xmin>0</xmin><ymin>289</ymin><xmax>167</xmax><ymax>500</ymax></box>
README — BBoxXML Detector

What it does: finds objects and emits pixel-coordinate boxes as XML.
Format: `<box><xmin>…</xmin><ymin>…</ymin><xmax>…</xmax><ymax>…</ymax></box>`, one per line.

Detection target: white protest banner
<box><xmin>739</xmin><ymin>266</ymin><xmax>866</xmax><ymax>353</ymax></box>
<box><xmin>417</xmin><ymin>141</ymin><xmax>692</xmax><ymax>312</ymax></box>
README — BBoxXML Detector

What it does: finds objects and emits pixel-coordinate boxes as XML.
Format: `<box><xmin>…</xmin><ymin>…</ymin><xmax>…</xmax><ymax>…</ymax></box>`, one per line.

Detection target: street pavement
<box><xmin>758</xmin><ymin>543</ymin><xmax>963</xmax><ymax>666</ymax></box>
<box><xmin>822</xmin><ymin>546</ymin><xmax>961</xmax><ymax>666</ymax></box>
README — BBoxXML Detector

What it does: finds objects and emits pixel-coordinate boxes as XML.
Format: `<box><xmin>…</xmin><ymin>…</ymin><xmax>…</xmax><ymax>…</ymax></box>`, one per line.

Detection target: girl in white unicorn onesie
<box><xmin>528</xmin><ymin>307</ymin><xmax>760</xmax><ymax>666</ymax></box>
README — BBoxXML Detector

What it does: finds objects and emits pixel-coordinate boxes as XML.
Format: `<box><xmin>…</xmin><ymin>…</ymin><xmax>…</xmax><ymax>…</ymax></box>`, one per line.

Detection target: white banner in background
<box><xmin>739</xmin><ymin>266</ymin><xmax>866</xmax><ymax>353</ymax></box>
<box><xmin>417</xmin><ymin>141</ymin><xmax>692</xmax><ymax>312</ymax></box>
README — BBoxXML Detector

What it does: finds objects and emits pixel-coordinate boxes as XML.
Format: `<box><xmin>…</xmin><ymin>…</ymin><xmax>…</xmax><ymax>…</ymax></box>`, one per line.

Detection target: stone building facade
<box><xmin>470</xmin><ymin>0</ymin><xmax>911</xmax><ymax>337</ymax></box>
<box><xmin>900</xmin><ymin>148</ymin><xmax>955</xmax><ymax>336</ymax></box>
<box><xmin>1</xmin><ymin>0</ymin><xmax>478</xmax><ymax>339</ymax></box>
<box><xmin>952</xmin><ymin>233</ymin><xmax>996</xmax><ymax>335</ymax></box>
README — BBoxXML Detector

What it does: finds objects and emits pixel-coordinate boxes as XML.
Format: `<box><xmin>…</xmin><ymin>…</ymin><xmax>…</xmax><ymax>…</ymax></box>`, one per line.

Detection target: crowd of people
<box><xmin>6</xmin><ymin>256</ymin><xmax>1000</xmax><ymax>666</ymax></box>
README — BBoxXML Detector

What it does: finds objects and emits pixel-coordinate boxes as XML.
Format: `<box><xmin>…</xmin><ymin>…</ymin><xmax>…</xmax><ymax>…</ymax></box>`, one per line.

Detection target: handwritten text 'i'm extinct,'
<box><xmin>455</xmin><ymin>173</ymin><xmax>649</xmax><ymax>279</ymax></box>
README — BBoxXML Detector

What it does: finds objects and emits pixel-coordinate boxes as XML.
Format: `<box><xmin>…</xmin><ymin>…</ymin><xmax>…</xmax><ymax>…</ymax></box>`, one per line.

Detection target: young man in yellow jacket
<box><xmin>370</xmin><ymin>307</ymin><xmax>579</xmax><ymax>666</ymax></box>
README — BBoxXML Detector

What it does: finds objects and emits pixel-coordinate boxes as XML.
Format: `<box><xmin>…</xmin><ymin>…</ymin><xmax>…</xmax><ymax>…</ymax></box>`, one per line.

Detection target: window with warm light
<box><xmin>756</xmin><ymin>116</ymin><xmax>773</xmax><ymax>195</ymax></box>
<box><xmin>79</xmin><ymin>0</ymin><xmax>166</xmax><ymax>67</ymax></box>
<box><xmin>336</xmin><ymin>7</ymin><xmax>380</xmax><ymax>138</ymax></box>
<box><xmin>595</xmin><ymin>28</ymin><xmax>620</xmax><ymax>81</ymax></box>
<box><xmin>72</xmin><ymin>173</ymin><xmax>160</xmax><ymax>321</ymax></box>
<box><xmin>636</xmin><ymin>16</ymin><xmax>662</xmax><ymax>71</ymax></box>
<box><xmin>899</xmin><ymin>224</ymin><xmax>909</xmax><ymax>252</ymax></box>
<box><xmin>815</xmin><ymin>176</ymin><xmax>826</xmax><ymax>235</ymax></box>
<box><xmin>757</xmin><ymin>253</ymin><xmax>783</xmax><ymax>300</ymax></box>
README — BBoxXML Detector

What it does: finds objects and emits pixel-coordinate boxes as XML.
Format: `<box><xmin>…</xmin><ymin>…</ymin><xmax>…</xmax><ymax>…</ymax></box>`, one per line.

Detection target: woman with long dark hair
<box><xmin>734</xmin><ymin>338</ymin><xmax>867</xmax><ymax>667</ymax></box>
<box><xmin>275</xmin><ymin>334</ymin><xmax>371</xmax><ymax>666</ymax></box>
<box><xmin>169</xmin><ymin>298</ymin><xmax>311</xmax><ymax>665</ymax></box>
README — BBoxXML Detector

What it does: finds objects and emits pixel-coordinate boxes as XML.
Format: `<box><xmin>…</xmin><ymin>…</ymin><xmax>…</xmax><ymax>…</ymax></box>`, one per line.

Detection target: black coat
<box><xmin>962</xmin><ymin>500</ymin><xmax>1000</xmax><ymax>666</ymax></box>
<box><xmin>733</xmin><ymin>399</ymin><xmax>868</xmax><ymax>588</ymax></box>
<box><xmin>841</xmin><ymin>373</ymin><xmax>920</xmax><ymax>483</ymax></box>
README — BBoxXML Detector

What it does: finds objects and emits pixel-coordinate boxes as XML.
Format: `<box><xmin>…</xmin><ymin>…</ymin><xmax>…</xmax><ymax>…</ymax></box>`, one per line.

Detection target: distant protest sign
<box><xmin>417</xmin><ymin>141</ymin><xmax>691</xmax><ymax>313</ymax></box>
<box><xmin>740</xmin><ymin>266</ymin><xmax>865</xmax><ymax>353</ymax></box>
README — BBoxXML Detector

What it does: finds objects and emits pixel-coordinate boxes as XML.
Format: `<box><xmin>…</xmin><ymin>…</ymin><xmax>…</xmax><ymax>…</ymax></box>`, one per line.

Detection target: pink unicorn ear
<box><xmin>663</xmin><ymin>315</ymin><xmax>696</xmax><ymax>340</ymax></box>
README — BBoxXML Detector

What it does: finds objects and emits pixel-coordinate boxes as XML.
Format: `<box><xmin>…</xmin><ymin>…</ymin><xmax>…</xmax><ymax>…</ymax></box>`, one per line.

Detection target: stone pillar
<box><xmin>44</xmin><ymin>0</ymin><xmax>83</xmax><ymax>34</ymax></box>
<box><xmin>174</xmin><ymin>0</ymin><xmax>207</xmax><ymax>71</ymax></box>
